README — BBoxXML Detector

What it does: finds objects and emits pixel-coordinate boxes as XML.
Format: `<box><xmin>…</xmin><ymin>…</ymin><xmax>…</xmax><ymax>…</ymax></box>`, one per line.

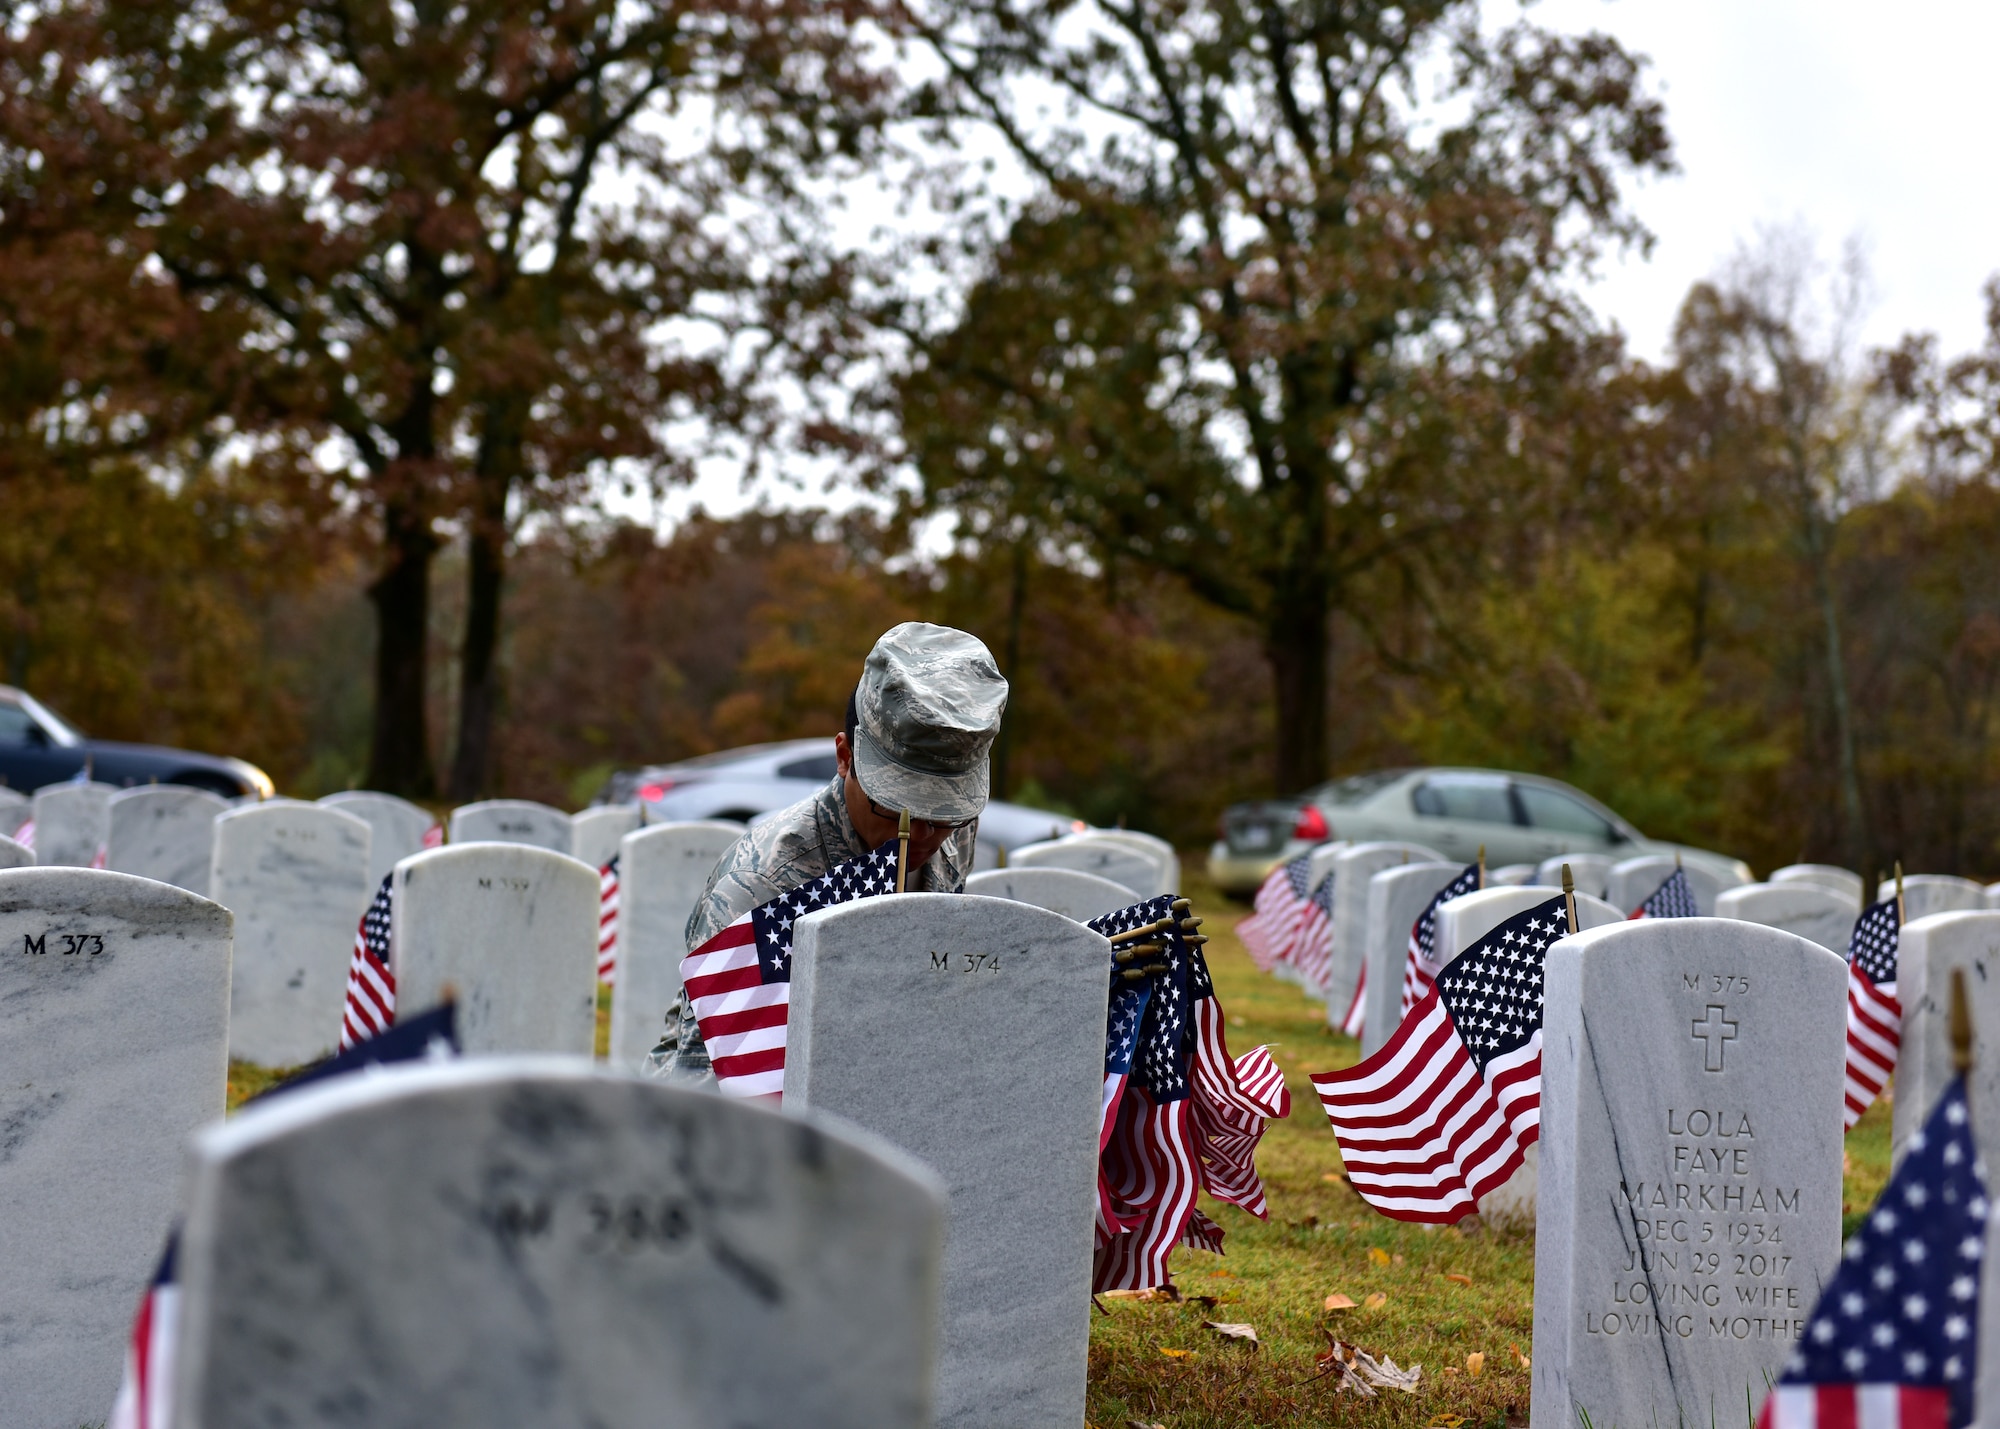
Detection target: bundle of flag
<box><xmin>1400</xmin><ymin>862</ymin><xmax>1482</xmax><ymax>1017</ymax></box>
<box><xmin>1843</xmin><ymin>895</ymin><xmax>1904</xmax><ymax>1129</ymax></box>
<box><xmin>1629</xmin><ymin>867</ymin><xmax>1698</xmax><ymax>919</ymax></box>
<box><xmin>1090</xmin><ymin>895</ymin><xmax>1289</xmax><ymax>1291</ymax></box>
<box><xmin>597</xmin><ymin>855</ymin><xmax>620</xmax><ymax>985</ymax></box>
<box><xmin>1760</xmin><ymin>1072</ymin><xmax>1987</xmax><ymax>1429</ymax></box>
<box><xmin>110</xmin><ymin>1002</ymin><xmax>461</xmax><ymax>1429</ymax></box>
<box><xmin>1236</xmin><ymin>853</ymin><xmax>1318</xmax><ymax>973</ymax></box>
<box><xmin>1312</xmin><ymin>895</ymin><xmax>1572</xmax><ymax>1221</ymax></box>
<box><xmin>339</xmin><ymin>873</ymin><xmax>397</xmax><ymax>1052</ymax></box>
<box><xmin>679</xmin><ymin>840</ymin><xmax>901</xmax><ymax>1101</ymax></box>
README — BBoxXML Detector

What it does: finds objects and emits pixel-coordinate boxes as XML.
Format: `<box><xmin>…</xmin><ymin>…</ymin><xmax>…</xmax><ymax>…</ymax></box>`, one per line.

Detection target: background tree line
<box><xmin>2</xmin><ymin>0</ymin><xmax>1998</xmax><ymax>879</ymax></box>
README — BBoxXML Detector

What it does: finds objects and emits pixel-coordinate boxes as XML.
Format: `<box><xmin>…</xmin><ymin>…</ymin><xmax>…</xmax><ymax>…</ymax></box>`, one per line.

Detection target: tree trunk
<box><xmin>1265</xmin><ymin>589</ymin><xmax>1330</xmax><ymax>795</ymax></box>
<box><xmin>991</xmin><ymin>534</ymin><xmax>1029</xmax><ymax>800</ymax></box>
<box><xmin>1806</xmin><ymin>516</ymin><xmax>1867</xmax><ymax>869</ymax></box>
<box><xmin>446</xmin><ymin>474</ymin><xmax>509</xmax><ymax>802</ymax></box>
<box><xmin>364</xmin><ymin>496</ymin><xmax>439</xmax><ymax>797</ymax></box>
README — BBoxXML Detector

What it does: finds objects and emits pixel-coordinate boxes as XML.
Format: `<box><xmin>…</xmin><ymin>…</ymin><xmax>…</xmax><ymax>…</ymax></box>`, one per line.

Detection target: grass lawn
<box><xmin>221</xmin><ymin>868</ymin><xmax>1896</xmax><ymax>1429</ymax></box>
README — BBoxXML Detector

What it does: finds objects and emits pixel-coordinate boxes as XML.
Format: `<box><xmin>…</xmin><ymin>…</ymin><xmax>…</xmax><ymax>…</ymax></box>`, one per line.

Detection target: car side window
<box><xmin>0</xmin><ymin>702</ymin><xmax>39</xmax><ymax>745</ymax></box>
<box><xmin>1410</xmin><ymin>774</ymin><xmax>1519</xmax><ymax>826</ymax></box>
<box><xmin>776</xmin><ymin>754</ymin><xmax>839</xmax><ymax>782</ymax></box>
<box><xmin>1514</xmin><ymin>784</ymin><xmax>1614</xmax><ymax>841</ymax></box>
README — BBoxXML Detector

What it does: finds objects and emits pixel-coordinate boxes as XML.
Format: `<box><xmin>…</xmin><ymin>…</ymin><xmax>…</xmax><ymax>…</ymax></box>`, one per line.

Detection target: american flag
<box><xmin>1312</xmin><ymin>896</ymin><xmax>1569</xmax><ymax>1222</ymax></box>
<box><xmin>1236</xmin><ymin>853</ymin><xmax>1316</xmax><ymax>974</ymax></box>
<box><xmin>1844</xmin><ymin>897</ymin><xmax>1903</xmax><ymax>1129</ymax></box>
<box><xmin>338</xmin><ymin>874</ymin><xmax>396</xmax><ymax>1051</ymax></box>
<box><xmin>597</xmin><ymin>855</ymin><xmax>620</xmax><ymax>985</ymax></box>
<box><xmin>109</xmin><ymin>1002</ymin><xmax>460</xmax><ymax>1429</ymax></box>
<box><xmin>13</xmin><ymin>818</ymin><xmax>32</xmax><ymax>852</ymax></box>
<box><xmin>422</xmin><ymin>821</ymin><xmax>444</xmax><ymax>848</ymax></box>
<box><xmin>1089</xmin><ymin>895</ymin><xmax>1289</xmax><ymax>1291</ymax></box>
<box><xmin>1760</xmin><ymin>1073</ymin><xmax>1987</xmax><ymax>1429</ymax></box>
<box><xmin>1630</xmin><ymin>867</ymin><xmax>1698</xmax><ymax>919</ymax></box>
<box><xmin>1401</xmin><ymin>863</ymin><xmax>1482</xmax><ymax>1017</ymax></box>
<box><xmin>680</xmin><ymin>841</ymin><xmax>901</xmax><ymax>1101</ymax></box>
<box><xmin>1295</xmin><ymin>874</ymin><xmax>1335</xmax><ymax>994</ymax></box>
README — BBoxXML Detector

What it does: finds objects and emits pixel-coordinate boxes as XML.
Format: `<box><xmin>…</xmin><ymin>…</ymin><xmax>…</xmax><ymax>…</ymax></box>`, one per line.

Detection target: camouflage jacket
<box><xmin>646</xmin><ymin>776</ymin><xmax>977</xmax><ymax>1084</ymax></box>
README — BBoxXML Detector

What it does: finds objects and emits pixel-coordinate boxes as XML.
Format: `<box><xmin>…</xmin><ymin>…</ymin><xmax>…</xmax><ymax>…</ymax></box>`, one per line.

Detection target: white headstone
<box><xmin>212</xmin><ymin>802</ymin><xmax>373</xmax><ymax>1067</ymax></box>
<box><xmin>1988</xmin><ymin>882</ymin><xmax>2000</xmax><ymax>911</ymax></box>
<box><xmin>789</xmin><ymin>893</ymin><xmax>1108</xmax><ymax>1429</ymax></box>
<box><xmin>1535</xmin><ymin>852</ymin><xmax>1616</xmax><ymax>900</ymax></box>
<box><xmin>107</xmin><ymin>784</ymin><xmax>229</xmax><ymax>895</ymax></box>
<box><xmin>0</xmin><ymin>868</ymin><xmax>231</xmax><ymax>1426</ymax></box>
<box><xmin>1714</xmin><ymin>882</ymin><xmax>1856</xmax><ymax>954</ymax></box>
<box><xmin>1771</xmin><ymin>863</ymin><xmax>1864</xmax><ymax>908</ymax></box>
<box><xmin>449</xmin><ymin>797</ymin><xmax>574</xmax><ymax>855</ymax></box>
<box><xmin>1532</xmin><ymin>918</ymin><xmax>1845</xmax><ymax>1429</ymax></box>
<box><xmin>1608</xmin><ymin>855</ymin><xmax>1738</xmax><ymax>916</ymax></box>
<box><xmin>605</xmin><ymin>821</ymin><xmax>744</xmax><ymax>1071</ymax></box>
<box><xmin>394</xmin><ymin>844</ymin><xmax>599</xmax><ymax>1055</ymax></box>
<box><xmin>0</xmin><ymin>786</ymin><xmax>30</xmax><ymax>838</ymax></box>
<box><xmin>572</xmin><ymin>804</ymin><xmax>642</xmax><ymax>873</ymax></box>
<box><xmin>319</xmin><ymin>790</ymin><xmax>437</xmax><ymax>890</ymax></box>
<box><xmin>1322</xmin><ymin>841</ymin><xmax>1446</xmax><ymax>1031</ymax></box>
<box><xmin>31</xmin><ymin>779</ymin><xmax>115</xmax><ymax>866</ymax></box>
<box><xmin>172</xmin><ymin>1060</ymin><xmax>946</xmax><ymax>1429</ymax></box>
<box><xmin>0</xmin><ymin>833</ymin><xmax>29</xmax><ymax>870</ymax></box>
<box><xmin>1434</xmin><ymin>884</ymin><xmax>1625</xmax><ymax>1220</ymax></box>
<box><xmin>964</xmin><ymin>867</ymin><xmax>1140</xmax><ymax>922</ymax></box>
<box><xmin>1489</xmin><ymin>862</ymin><xmax>1538</xmax><ymax>886</ymax></box>
<box><xmin>1082</xmin><ymin>829</ymin><xmax>1179</xmax><ymax>896</ymax></box>
<box><xmin>1359</xmin><ymin>860</ymin><xmax>1462</xmax><ymax>1055</ymax></box>
<box><xmin>1877</xmin><ymin>874</ymin><xmax>1986</xmax><ymax>921</ymax></box>
<box><xmin>1008</xmin><ymin>835</ymin><xmax>1162</xmax><ymax>901</ymax></box>
<box><xmin>1885</xmin><ymin>911</ymin><xmax>2000</xmax><ymax>1421</ymax></box>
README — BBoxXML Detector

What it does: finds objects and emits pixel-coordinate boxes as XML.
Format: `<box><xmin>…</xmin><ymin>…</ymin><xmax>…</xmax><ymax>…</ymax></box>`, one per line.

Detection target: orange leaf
<box><xmin>1511</xmin><ymin>1341</ymin><xmax>1532</xmax><ymax>1369</ymax></box>
<box><xmin>1444</xmin><ymin>1273</ymin><xmax>1472</xmax><ymax>1286</ymax></box>
<box><xmin>1158</xmin><ymin>1346</ymin><xmax>1195</xmax><ymax>1360</ymax></box>
<box><xmin>1367</xmin><ymin>1247</ymin><xmax>1391</xmax><ymax>1266</ymax></box>
<box><xmin>1324</xmin><ymin>1293</ymin><xmax>1358</xmax><ymax>1311</ymax></box>
<box><xmin>1466</xmin><ymin>1351</ymin><xmax>1486</xmax><ymax>1378</ymax></box>
<box><xmin>1363</xmin><ymin>1292</ymin><xmax>1387</xmax><ymax>1310</ymax></box>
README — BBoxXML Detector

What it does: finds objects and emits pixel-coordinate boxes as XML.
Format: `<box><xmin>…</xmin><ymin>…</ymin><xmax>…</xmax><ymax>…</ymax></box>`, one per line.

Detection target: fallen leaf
<box><xmin>1363</xmin><ymin>1292</ymin><xmax>1387</xmax><ymax>1310</ymax></box>
<box><xmin>1355</xmin><ymin>1349</ymin><xmax>1422</xmax><ymax>1392</ymax></box>
<box><xmin>1208</xmin><ymin>1269</ymin><xmax>1236</xmax><ymax>1279</ymax></box>
<box><xmin>1429</xmin><ymin>1417</ymin><xmax>1467</xmax><ymax>1428</ymax></box>
<box><xmin>1188</xmin><ymin>1294</ymin><xmax>1219</xmax><ymax>1309</ymax></box>
<box><xmin>1230</xmin><ymin>1015</ymin><xmax>1247</xmax><ymax>1027</ymax></box>
<box><xmin>1444</xmin><ymin>1272</ymin><xmax>1473</xmax><ymax>1287</ymax></box>
<box><xmin>1126</xmin><ymin>1421</ymin><xmax>1166</xmax><ymax>1429</ymax></box>
<box><xmin>1393</xmin><ymin>1253</ymin><xmax>1406</xmax><ymax>1265</ymax></box>
<box><xmin>1158</xmin><ymin>1346</ymin><xmax>1195</xmax><ymax>1360</ymax></box>
<box><xmin>1101</xmin><ymin>1285</ymin><xmax>1181</xmax><ymax>1303</ymax></box>
<box><xmin>1322</xmin><ymin>1172</ymin><xmax>1345</xmax><ymax>1184</ymax></box>
<box><xmin>1368</xmin><ymin>1247</ymin><xmax>1391</xmax><ymax>1266</ymax></box>
<box><xmin>1204</xmin><ymin>1320</ymin><xmax>1260</xmax><ymax>1346</ymax></box>
<box><xmin>1467</xmin><ymin>1351</ymin><xmax>1486</xmax><ymax>1378</ymax></box>
<box><xmin>1511</xmin><ymin>1341</ymin><xmax>1532</xmax><ymax>1369</ymax></box>
<box><xmin>1324</xmin><ymin>1293</ymin><xmax>1358</xmax><ymax>1311</ymax></box>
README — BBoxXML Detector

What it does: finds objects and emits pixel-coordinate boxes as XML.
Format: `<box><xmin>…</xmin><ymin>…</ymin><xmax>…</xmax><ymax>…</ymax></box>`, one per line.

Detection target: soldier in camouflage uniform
<box><xmin>648</xmin><ymin>621</ymin><xmax>1008</xmax><ymax>1083</ymax></box>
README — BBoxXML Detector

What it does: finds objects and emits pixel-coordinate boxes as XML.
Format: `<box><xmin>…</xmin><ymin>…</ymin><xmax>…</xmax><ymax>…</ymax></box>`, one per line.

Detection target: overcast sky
<box><xmin>657</xmin><ymin>0</ymin><xmax>1999</xmax><ymax>524</ymax></box>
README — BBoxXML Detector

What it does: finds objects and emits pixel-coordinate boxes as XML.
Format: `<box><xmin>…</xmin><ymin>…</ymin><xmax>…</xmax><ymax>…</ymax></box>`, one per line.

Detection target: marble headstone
<box><xmin>107</xmin><ymin>784</ymin><xmax>229</xmax><ymax>895</ymax></box>
<box><xmin>1082</xmin><ymin>829</ymin><xmax>1179</xmax><ymax>897</ymax></box>
<box><xmin>1884</xmin><ymin>911</ymin><xmax>2000</xmax><ymax>1421</ymax></box>
<box><xmin>212</xmin><ymin>802</ymin><xmax>373</xmax><ymax>1066</ymax></box>
<box><xmin>1534</xmin><ymin>852</ymin><xmax>1616</xmax><ymax>900</ymax></box>
<box><xmin>572</xmin><ymin>804</ymin><xmax>643</xmax><ymax>873</ymax></box>
<box><xmin>1771</xmin><ymin>863</ymin><xmax>1864</xmax><ymax>909</ymax></box>
<box><xmin>0</xmin><ymin>833</ymin><xmax>29</xmax><ymax>870</ymax></box>
<box><xmin>449</xmin><ymin>797</ymin><xmax>574</xmax><ymax>855</ymax></box>
<box><xmin>1358</xmin><ymin>860</ymin><xmax>1462</xmax><ymax>1055</ymax></box>
<box><xmin>1877</xmin><ymin>874</ymin><xmax>1986</xmax><ymax>921</ymax></box>
<box><xmin>319</xmin><ymin>790</ymin><xmax>437</xmax><ymax>890</ymax></box>
<box><xmin>1988</xmin><ymin>882</ymin><xmax>2000</xmax><ymax>911</ymax></box>
<box><xmin>1323</xmin><ymin>841</ymin><xmax>1445</xmax><ymax>1032</ymax></box>
<box><xmin>1008</xmin><ymin>836</ymin><xmax>1162</xmax><ymax>902</ymax></box>
<box><xmin>0</xmin><ymin>868</ymin><xmax>231</xmax><ymax>1427</ymax></box>
<box><xmin>0</xmin><ymin>785</ymin><xmax>28</xmax><ymax>838</ymax></box>
<box><xmin>1608</xmin><ymin>855</ymin><xmax>1740</xmax><ymax>916</ymax></box>
<box><xmin>1488</xmin><ymin>862</ymin><xmax>1538</xmax><ymax>886</ymax></box>
<box><xmin>1714</xmin><ymin>881</ymin><xmax>1857</xmax><ymax>954</ymax></box>
<box><xmin>394</xmin><ymin>843</ymin><xmax>599</xmax><ymax>1055</ymax></box>
<box><xmin>605</xmin><ymin>821</ymin><xmax>743</xmax><ymax>1071</ymax></box>
<box><xmin>31</xmin><ymin>779</ymin><xmax>115</xmax><ymax>866</ymax></box>
<box><xmin>964</xmin><ymin>866</ymin><xmax>1140</xmax><ymax>922</ymax></box>
<box><xmin>1532</xmin><ymin>918</ymin><xmax>1845</xmax><ymax>1429</ymax></box>
<box><xmin>172</xmin><ymin>1060</ymin><xmax>947</xmax><ymax>1429</ymax></box>
<box><xmin>789</xmin><ymin>893</ymin><xmax>1109</xmax><ymax>1429</ymax></box>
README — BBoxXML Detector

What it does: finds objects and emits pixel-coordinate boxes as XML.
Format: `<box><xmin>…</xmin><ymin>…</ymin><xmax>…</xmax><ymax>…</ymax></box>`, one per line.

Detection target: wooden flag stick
<box><xmin>1562</xmin><ymin>864</ymin><xmax>1579</xmax><ymax>935</ymax></box>
<box><xmin>1951</xmin><ymin>966</ymin><xmax>1975</xmax><ymax>1082</ymax></box>
<box><xmin>1478</xmin><ymin>844</ymin><xmax>1486</xmax><ymax>890</ymax></box>
<box><xmin>1895</xmin><ymin>860</ymin><xmax>1905</xmax><ymax>925</ymax></box>
<box><xmin>896</xmin><ymin>809</ymin><xmax>912</xmax><ymax>893</ymax></box>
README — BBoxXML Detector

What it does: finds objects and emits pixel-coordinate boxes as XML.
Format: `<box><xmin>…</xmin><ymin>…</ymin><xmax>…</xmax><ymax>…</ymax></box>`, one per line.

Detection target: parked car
<box><xmin>601</xmin><ymin>738</ymin><xmax>1087</xmax><ymax>869</ymax></box>
<box><xmin>1208</xmin><ymin>766</ymin><xmax>1752</xmax><ymax>896</ymax></box>
<box><xmin>0</xmin><ymin>686</ymin><xmax>275</xmax><ymax>799</ymax></box>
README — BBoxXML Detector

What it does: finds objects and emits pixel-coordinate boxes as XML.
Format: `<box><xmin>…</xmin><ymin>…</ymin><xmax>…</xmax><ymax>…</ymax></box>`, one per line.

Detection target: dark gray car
<box><xmin>0</xmin><ymin>686</ymin><xmax>274</xmax><ymax>799</ymax></box>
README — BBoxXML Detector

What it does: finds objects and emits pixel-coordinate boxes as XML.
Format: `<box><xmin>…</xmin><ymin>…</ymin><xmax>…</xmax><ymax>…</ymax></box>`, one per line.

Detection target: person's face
<box><xmin>834</xmin><ymin>732</ymin><xmax>961</xmax><ymax>868</ymax></box>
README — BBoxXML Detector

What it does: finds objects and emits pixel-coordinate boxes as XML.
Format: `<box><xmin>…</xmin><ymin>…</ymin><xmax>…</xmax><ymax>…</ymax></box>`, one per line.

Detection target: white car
<box><xmin>602</xmin><ymin>739</ymin><xmax>1085</xmax><ymax>870</ymax></box>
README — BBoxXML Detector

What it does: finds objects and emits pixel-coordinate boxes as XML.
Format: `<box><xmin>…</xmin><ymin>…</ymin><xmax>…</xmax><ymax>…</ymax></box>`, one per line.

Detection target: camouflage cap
<box><xmin>851</xmin><ymin>622</ymin><xmax>1009</xmax><ymax>823</ymax></box>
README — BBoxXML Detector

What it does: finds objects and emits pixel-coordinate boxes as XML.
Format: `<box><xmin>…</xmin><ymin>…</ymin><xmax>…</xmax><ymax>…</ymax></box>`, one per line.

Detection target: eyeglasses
<box><xmin>865</xmin><ymin>794</ymin><xmax>977</xmax><ymax>834</ymax></box>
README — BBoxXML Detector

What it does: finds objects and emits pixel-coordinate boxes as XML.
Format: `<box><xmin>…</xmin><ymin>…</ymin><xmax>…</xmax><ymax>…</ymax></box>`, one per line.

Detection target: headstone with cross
<box><xmin>1531</xmin><ymin>917</ymin><xmax>1846</xmax><ymax>1428</ymax></box>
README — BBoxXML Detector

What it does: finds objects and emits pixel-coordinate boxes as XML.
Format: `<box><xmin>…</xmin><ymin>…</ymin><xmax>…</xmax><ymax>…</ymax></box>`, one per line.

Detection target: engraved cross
<box><xmin>1691</xmin><ymin>1004</ymin><xmax>1738</xmax><ymax>1072</ymax></box>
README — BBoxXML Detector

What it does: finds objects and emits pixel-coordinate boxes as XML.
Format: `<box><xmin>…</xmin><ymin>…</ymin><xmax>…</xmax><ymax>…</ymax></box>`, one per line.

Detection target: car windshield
<box><xmin>10</xmin><ymin>691</ymin><xmax>83</xmax><ymax>747</ymax></box>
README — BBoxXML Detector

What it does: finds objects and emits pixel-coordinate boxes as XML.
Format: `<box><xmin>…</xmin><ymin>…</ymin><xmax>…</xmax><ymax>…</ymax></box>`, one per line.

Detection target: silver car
<box><xmin>602</xmin><ymin>739</ymin><xmax>1086</xmax><ymax>870</ymax></box>
<box><xmin>1208</xmin><ymin>766</ymin><xmax>1752</xmax><ymax>895</ymax></box>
